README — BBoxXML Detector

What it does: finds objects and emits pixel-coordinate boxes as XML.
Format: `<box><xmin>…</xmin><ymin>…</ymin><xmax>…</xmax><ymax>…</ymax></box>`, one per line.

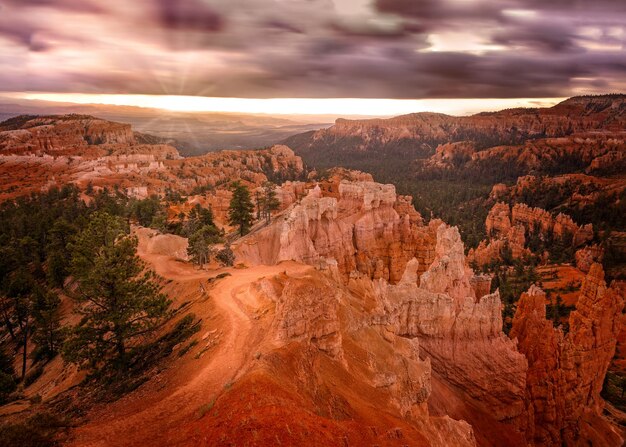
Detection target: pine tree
<box><xmin>255</xmin><ymin>190</ymin><xmax>263</xmax><ymax>221</ymax></box>
<box><xmin>63</xmin><ymin>212</ymin><xmax>171</xmax><ymax>370</ymax></box>
<box><xmin>5</xmin><ymin>270</ymin><xmax>35</xmax><ymax>380</ymax></box>
<box><xmin>216</xmin><ymin>244</ymin><xmax>235</xmax><ymax>267</ymax></box>
<box><xmin>31</xmin><ymin>288</ymin><xmax>63</xmax><ymax>360</ymax></box>
<box><xmin>184</xmin><ymin>204</ymin><xmax>216</xmax><ymax>237</ymax></box>
<box><xmin>228</xmin><ymin>182</ymin><xmax>255</xmax><ymax>237</ymax></box>
<box><xmin>262</xmin><ymin>182</ymin><xmax>280</xmax><ymax>224</ymax></box>
<box><xmin>187</xmin><ymin>225</ymin><xmax>220</xmax><ymax>268</ymax></box>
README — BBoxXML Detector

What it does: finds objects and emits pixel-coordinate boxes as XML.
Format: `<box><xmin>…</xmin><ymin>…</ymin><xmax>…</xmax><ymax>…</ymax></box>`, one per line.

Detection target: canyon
<box><xmin>285</xmin><ymin>95</ymin><xmax>626</xmax><ymax>167</ymax></box>
<box><xmin>231</xmin><ymin>176</ymin><xmax>624</xmax><ymax>446</ymax></box>
<box><xmin>0</xmin><ymin>104</ymin><xmax>624</xmax><ymax>447</ymax></box>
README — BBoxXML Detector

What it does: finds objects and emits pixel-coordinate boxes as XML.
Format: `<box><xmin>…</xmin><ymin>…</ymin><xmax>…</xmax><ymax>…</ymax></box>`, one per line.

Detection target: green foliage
<box><xmin>129</xmin><ymin>195</ymin><xmax>162</xmax><ymax>227</ymax></box>
<box><xmin>164</xmin><ymin>188</ymin><xmax>184</xmax><ymax>204</ymax></box>
<box><xmin>0</xmin><ymin>186</ymin><xmax>182</xmax><ymax>389</ymax></box>
<box><xmin>261</xmin><ymin>182</ymin><xmax>280</xmax><ymax>224</ymax></box>
<box><xmin>545</xmin><ymin>294</ymin><xmax>574</xmax><ymax>331</ymax></box>
<box><xmin>31</xmin><ymin>289</ymin><xmax>64</xmax><ymax>361</ymax></box>
<box><xmin>63</xmin><ymin>212</ymin><xmax>171</xmax><ymax>371</ymax></box>
<box><xmin>228</xmin><ymin>181</ymin><xmax>255</xmax><ymax>237</ymax></box>
<box><xmin>187</xmin><ymin>225</ymin><xmax>221</xmax><ymax>268</ymax></box>
<box><xmin>548</xmin><ymin>231</ymin><xmax>575</xmax><ymax>264</ymax></box>
<box><xmin>185</xmin><ymin>204</ymin><xmax>222</xmax><ymax>267</ymax></box>
<box><xmin>216</xmin><ymin>245</ymin><xmax>235</xmax><ymax>267</ymax></box>
<box><xmin>183</xmin><ymin>204</ymin><xmax>217</xmax><ymax>237</ymax></box>
<box><xmin>490</xmin><ymin>259</ymin><xmax>539</xmax><ymax>334</ymax></box>
<box><xmin>91</xmin><ymin>314</ymin><xmax>200</xmax><ymax>399</ymax></box>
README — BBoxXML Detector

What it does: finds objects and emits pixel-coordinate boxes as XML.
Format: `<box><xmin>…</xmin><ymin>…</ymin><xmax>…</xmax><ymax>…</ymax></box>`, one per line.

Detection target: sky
<box><xmin>0</xmin><ymin>0</ymin><xmax>625</xmax><ymax>116</ymax></box>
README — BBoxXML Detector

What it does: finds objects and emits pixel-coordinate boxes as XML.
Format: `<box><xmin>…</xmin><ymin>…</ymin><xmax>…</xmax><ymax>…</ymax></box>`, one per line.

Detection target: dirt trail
<box><xmin>68</xmin><ymin>241</ymin><xmax>310</xmax><ymax>447</ymax></box>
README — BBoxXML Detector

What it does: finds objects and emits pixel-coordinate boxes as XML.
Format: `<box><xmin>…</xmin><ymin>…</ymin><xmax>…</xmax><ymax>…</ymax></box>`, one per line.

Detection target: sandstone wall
<box><xmin>511</xmin><ymin>264</ymin><xmax>624</xmax><ymax>446</ymax></box>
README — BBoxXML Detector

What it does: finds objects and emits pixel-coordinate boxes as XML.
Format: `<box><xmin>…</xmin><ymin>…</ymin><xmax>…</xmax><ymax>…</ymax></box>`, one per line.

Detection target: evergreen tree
<box><xmin>216</xmin><ymin>244</ymin><xmax>235</xmax><ymax>267</ymax></box>
<box><xmin>262</xmin><ymin>182</ymin><xmax>280</xmax><ymax>224</ymax></box>
<box><xmin>130</xmin><ymin>196</ymin><xmax>162</xmax><ymax>227</ymax></box>
<box><xmin>184</xmin><ymin>204</ymin><xmax>216</xmax><ymax>237</ymax></box>
<box><xmin>228</xmin><ymin>182</ymin><xmax>254</xmax><ymax>237</ymax></box>
<box><xmin>187</xmin><ymin>225</ymin><xmax>220</xmax><ymax>269</ymax></box>
<box><xmin>255</xmin><ymin>190</ymin><xmax>263</xmax><ymax>221</ymax></box>
<box><xmin>31</xmin><ymin>289</ymin><xmax>63</xmax><ymax>360</ymax></box>
<box><xmin>63</xmin><ymin>212</ymin><xmax>171</xmax><ymax>370</ymax></box>
<box><xmin>5</xmin><ymin>269</ymin><xmax>36</xmax><ymax>380</ymax></box>
<box><xmin>46</xmin><ymin>218</ymin><xmax>77</xmax><ymax>287</ymax></box>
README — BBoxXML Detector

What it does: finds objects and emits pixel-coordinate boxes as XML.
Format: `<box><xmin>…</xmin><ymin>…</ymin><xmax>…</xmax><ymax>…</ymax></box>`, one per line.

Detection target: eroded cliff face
<box><xmin>511</xmin><ymin>264</ymin><xmax>624</xmax><ymax>446</ymax></box>
<box><xmin>286</xmin><ymin>96</ymin><xmax>626</xmax><ymax>163</ymax></box>
<box><xmin>235</xmin><ymin>180</ymin><xmax>530</xmax><ymax>444</ymax></box>
<box><xmin>0</xmin><ymin>115</ymin><xmax>136</xmax><ymax>154</ymax></box>
<box><xmin>234</xmin><ymin>179</ymin><xmax>623</xmax><ymax>446</ymax></box>
<box><xmin>234</xmin><ymin>180</ymin><xmax>435</xmax><ymax>282</ymax></box>
<box><xmin>368</xmin><ymin>226</ymin><xmax>528</xmax><ymax>433</ymax></box>
<box><xmin>244</xmin><ymin>268</ymin><xmax>477</xmax><ymax>447</ymax></box>
<box><xmin>469</xmin><ymin>201</ymin><xmax>593</xmax><ymax>267</ymax></box>
<box><xmin>0</xmin><ymin>114</ymin><xmax>306</xmax><ymax>204</ymax></box>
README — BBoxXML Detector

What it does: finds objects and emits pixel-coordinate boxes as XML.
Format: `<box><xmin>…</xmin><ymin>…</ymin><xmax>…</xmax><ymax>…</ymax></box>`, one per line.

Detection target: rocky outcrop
<box><xmin>0</xmin><ymin>114</ymin><xmax>306</xmax><ymax>203</ymax></box>
<box><xmin>234</xmin><ymin>180</ymin><xmax>435</xmax><ymax>282</ymax></box>
<box><xmin>228</xmin><ymin>266</ymin><xmax>477</xmax><ymax>447</ymax></box>
<box><xmin>511</xmin><ymin>264</ymin><xmax>624</xmax><ymax>446</ymax></box>
<box><xmin>0</xmin><ymin>115</ymin><xmax>135</xmax><ymax>154</ymax></box>
<box><xmin>369</xmin><ymin>226</ymin><xmax>528</xmax><ymax>432</ymax></box>
<box><xmin>285</xmin><ymin>95</ymin><xmax>626</xmax><ymax>163</ymax></box>
<box><xmin>469</xmin><ymin>201</ymin><xmax>593</xmax><ymax>267</ymax></box>
<box><xmin>135</xmin><ymin>227</ymin><xmax>189</xmax><ymax>261</ymax></box>
<box><xmin>236</xmin><ymin>182</ymin><xmax>529</xmax><ymax>441</ymax></box>
<box><xmin>424</xmin><ymin>141</ymin><xmax>475</xmax><ymax>170</ymax></box>
<box><xmin>485</xmin><ymin>202</ymin><xmax>512</xmax><ymax>236</ymax></box>
<box><xmin>575</xmin><ymin>244</ymin><xmax>604</xmax><ymax>273</ymax></box>
<box><xmin>256</xmin><ymin>272</ymin><xmax>344</xmax><ymax>359</ymax></box>
<box><xmin>587</xmin><ymin>150</ymin><xmax>626</xmax><ymax>175</ymax></box>
<box><xmin>512</xmin><ymin>203</ymin><xmax>593</xmax><ymax>245</ymax></box>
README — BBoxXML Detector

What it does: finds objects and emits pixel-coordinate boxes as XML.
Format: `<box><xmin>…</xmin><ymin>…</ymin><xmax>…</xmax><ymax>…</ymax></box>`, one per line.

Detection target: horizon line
<box><xmin>3</xmin><ymin>93</ymin><xmax>572</xmax><ymax>117</ymax></box>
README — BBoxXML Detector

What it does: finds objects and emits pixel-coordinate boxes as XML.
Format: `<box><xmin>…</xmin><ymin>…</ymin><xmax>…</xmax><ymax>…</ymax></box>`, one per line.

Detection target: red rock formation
<box><xmin>485</xmin><ymin>202</ymin><xmax>512</xmax><ymax>237</ymax></box>
<box><xmin>0</xmin><ymin>115</ymin><xmax>306</xmax><ymax>204</ymax></box>
<box><xmin>513</xmin><ymin>203</ymin><xmax>593</xmax><ymax>245</ymax></box>
<box><xmin>286</xmin><ymin>95</ymin><xmax>626</xmax><ymax>161</ymax></box>
<box><xmin>235</xmin><ymin>181</ymin><xmax>530</xmax><ymax>443</ymax></box>
<box><xmin>369</xmin><ymin>226</ymin><xmax>529</xmax><ymax>437</ymax></box>
<box><xmin>489</xmin><ymin>183</ymin><xmax>508</xmax><ymax>200</ymax></box>
<box><xmin>0</xmin><ymin>115</ymin><xmax>135</xmax><ymax>154</ymax></box>
<box><xmin>511</xmin><ymin>264</ymin><xmax>624</xmax><ymax>446</ymax></box>
<box><xmin>234</xmin><ymin>180</ymin><xmax>434</xmax><ymax>282</ymax></box>
<box><xmin>575</xmin><ymin>244</ymin><xmax>604</xmax><ymax>273</ymax></box>
<box><xmin>424</xmin><ymin>141</ymin><xmax>475</xmax><ymax>170</ymax></box>
<box><xmin>469</xmin><ymin>201</ymin><xmax>593</xmax><ymax>267</ymax></box>
<box><xmin>203</xmin><ymin>268</ymin><xmax>478</xmax><ymax>447</ymax></box>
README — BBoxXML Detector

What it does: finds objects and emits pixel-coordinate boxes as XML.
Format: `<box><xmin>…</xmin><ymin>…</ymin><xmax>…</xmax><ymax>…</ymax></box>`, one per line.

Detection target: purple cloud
<box><xmin>0</xmin><ymin>0</ymin><xmax>623</xmax><ymax>98</ymax></box>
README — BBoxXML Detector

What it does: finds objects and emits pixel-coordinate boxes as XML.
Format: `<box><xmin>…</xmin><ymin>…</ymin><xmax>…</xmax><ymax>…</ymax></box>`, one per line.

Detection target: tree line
<box><xmin>0</xmin><ymin>179</ymin><xmax>283</xmax><ymax>403</ymax></box>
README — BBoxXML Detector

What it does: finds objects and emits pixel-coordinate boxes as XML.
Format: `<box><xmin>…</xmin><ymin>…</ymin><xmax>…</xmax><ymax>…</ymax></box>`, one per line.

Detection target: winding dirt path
<box><xmin>67</xmin><ymin>240</ymin><xmax>309</xmax><ymax>447</ymax></box>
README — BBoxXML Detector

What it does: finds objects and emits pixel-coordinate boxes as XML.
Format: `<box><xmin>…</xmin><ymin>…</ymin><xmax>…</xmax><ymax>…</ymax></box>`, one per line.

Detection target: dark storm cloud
<box><xmin>492</xmin><ymin>22</ymin><xmax>582</xmax><ymax>53</ymax></box>
<box><xmin>155</xmin><ymin>0</ymin><xmax>223</xmax><ymax>31</ymax></box>
<box><xmin>0</xmin><ymin>0</ymin><xmax>624</xmax><ymax>98</ymax></box>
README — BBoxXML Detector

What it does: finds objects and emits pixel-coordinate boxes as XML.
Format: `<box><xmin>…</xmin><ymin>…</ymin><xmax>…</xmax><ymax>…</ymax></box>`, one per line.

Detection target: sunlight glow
<box><xmin>7</xmin><ymin>93</ymin><xmax>567</xmax><ymax>117</ymax></box>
